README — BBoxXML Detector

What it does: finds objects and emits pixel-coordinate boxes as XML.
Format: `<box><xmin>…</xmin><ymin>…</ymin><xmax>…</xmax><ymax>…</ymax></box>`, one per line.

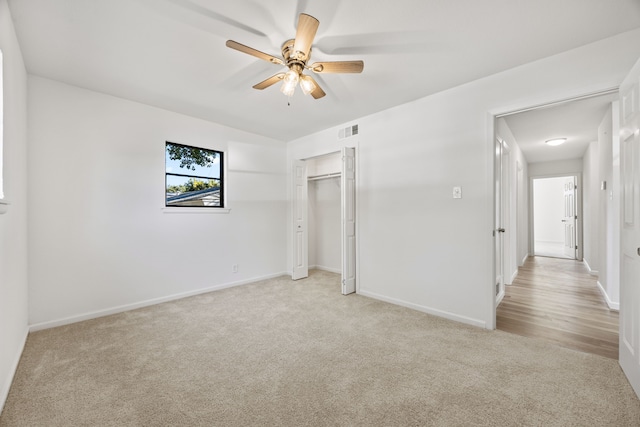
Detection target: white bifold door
<box><xmin>620</xmin><ymin>57</ymin><xmax>640</xmax><ymax>397</ymax></box>
<box><xmin>291</xmin><ymin>149</ymin><xmax>357</xmax><ymax>294</ymax></box>
<box><xmin>292</xmin><ymin>160</ymin><xmax>308</xmax><ymax>280</ymax></box>
<box><xmin>341</xmin><ymin>147</ymin><xmax>356</xmax><ymax>294</ymax></box>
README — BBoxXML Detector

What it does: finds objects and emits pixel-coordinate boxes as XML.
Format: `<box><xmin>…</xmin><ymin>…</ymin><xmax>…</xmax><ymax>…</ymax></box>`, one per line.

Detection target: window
<box><xmin>165</xmin><ymin>141</ymin><xmax>224</xmax><ymax>208</ymax></box>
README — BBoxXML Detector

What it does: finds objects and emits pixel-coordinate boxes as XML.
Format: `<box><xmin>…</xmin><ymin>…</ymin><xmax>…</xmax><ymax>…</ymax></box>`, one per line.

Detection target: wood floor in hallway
<box><xmin>496</xmin><ymin>256</ymin><xmax>619</xmax><ymax>359</ymax></box>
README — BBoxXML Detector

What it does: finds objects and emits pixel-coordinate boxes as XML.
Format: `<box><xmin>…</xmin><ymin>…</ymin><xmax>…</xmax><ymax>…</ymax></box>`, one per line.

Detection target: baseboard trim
<box><xmin>1</xmin><ymin>326</ymin><xmax>29</xmax><ymax>412</ymax></box>
<box><xmin>311</xmin><ymin>265</ymin><xmax>341</xmax><ymax>274</ymax></box>
<box><xmin>583</xmin><ymin>259</ymin><xmax>599</xmax><ymax>276</ymax></box>
<box><xmin>596</xmin><ymin>281</ymin><xmax>620</xmax><ymax>311</ymax></box>
<box><xmin>29</xmin><ymin>272</ymin><xmax>288</xmax><ymax>332</ymax></box>
<box><xmin>496</xmin><ymin>291</ymin><xmax>505</xmax><ymax>306</ymax></box>
<box><xmin>509</xmin><ymin>269</ymin><xmax>518</xmax><ymax>284</ymax></box>
<box><xmin>359</xmin><ymin>290</ymin><xmax>486</xmax><ymax>329</ymax></box>
<box><xmin>521</xmin><ymin>253</ymin><xmax>529</xmax><ymax>266</ymax></box>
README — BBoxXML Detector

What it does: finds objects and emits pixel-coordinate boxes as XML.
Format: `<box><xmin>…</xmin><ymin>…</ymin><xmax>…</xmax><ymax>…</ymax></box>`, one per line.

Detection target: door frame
<box><xmin>291</xmin><ymin>146</ymin><xmax>360</xmax><ymax>294</ymax></box>
<box><xmin>529</xmin><ymin>173</ymin><xmax>582</xmax><ymax>260</ymax></box>
<box><xmin>487</xmin><ymin>87</ymin><xmax>618</xmax><ymax>330</ymax></box>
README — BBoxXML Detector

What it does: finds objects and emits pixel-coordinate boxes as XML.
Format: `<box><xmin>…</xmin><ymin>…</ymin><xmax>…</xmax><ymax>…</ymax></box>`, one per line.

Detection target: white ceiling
<box><xmin>502</xmin><ymin>92</ymin><xmax>619</xmax><ymax>164</ymax></box>
<box><xmin>7</xmin><ymin>0</ymin><xmax>640</xmax><ymax>142</ymax></box>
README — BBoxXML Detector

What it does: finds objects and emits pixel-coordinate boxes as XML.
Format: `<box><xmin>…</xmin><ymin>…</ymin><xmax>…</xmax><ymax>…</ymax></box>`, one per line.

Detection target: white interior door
<box><xmin>563</xmin><ymin>177</ymin><xmax>577</xmax><ymax>259</ymax></box>
<box><xmin>495</xmin><ymin>138</ymin><xmax>505</xmax><ymax>302</ymax></box>
<box><xmin>341</xmin><ymin>147</ymin><xmax>356</xmax><ymax>295</ymax></box>
<box><xmin>619</xmin><ymin>57</ymin><xmax>640</xmax><ymax>397</ymax></box>
<box><xmin>292</xmin><ymin>160</ymin><xmax>308</xmax><ymax>280</ymax></box>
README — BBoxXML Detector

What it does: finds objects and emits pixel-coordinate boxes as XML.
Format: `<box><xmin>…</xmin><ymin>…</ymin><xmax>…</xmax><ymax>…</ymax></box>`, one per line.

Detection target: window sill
<box><xmin>162</xmin><ymin>207</ymin><xmax>231</xmax><ymax>214</ymax></box>
<box><xmin>0</xmin><ymin>199</ymin><xmax>9</xmax><ymax>215</ymax></box>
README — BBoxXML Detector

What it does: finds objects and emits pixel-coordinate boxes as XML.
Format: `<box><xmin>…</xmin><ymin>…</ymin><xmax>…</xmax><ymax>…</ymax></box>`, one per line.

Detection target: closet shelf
<box><xmin>308</xmin><ymin>173</ymin><xmax>341</xmax><ymax>181</ymax></box>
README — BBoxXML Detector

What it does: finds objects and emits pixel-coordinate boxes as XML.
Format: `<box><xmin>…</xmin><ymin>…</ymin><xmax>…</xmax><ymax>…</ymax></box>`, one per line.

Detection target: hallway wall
<box><xmin>583</xmin><ymin>139</ymin><xmax>600</xmax><ymax>273</ymax></box>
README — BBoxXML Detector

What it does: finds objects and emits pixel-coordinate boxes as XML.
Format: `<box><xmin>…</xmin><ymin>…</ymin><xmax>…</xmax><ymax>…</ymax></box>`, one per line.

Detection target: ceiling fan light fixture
<box><xmin>225</xmin><ymin>13</ymin><xmax>363</xmax><ymax>101</ymax></box>
<box><xmin>280</xmin><ymin>80</ymin><xmax>296</xmax><ymax>97</ymax></box>
<box><xmin>283</xmin><ymin>68</ymin><xmax>299</xmax><ymax>85</ymax></box>
<box><xmin>280</xmin><ymin>68</ymin><xmax>300</xmax><ymax>97</ymax></box>
<box><xmin>300</xmin><ymin>75</ymin><xmax>316</xmax><ymax>95</ymax></box>
<box><xmin>545</xmin><ymin>138</ymin><xmax>567</xmax><ymax>146</ymax></box>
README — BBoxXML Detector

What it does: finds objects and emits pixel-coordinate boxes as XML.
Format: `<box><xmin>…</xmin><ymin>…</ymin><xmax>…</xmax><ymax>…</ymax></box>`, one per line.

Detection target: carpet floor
<box><xmin>1</xmin><ymin>270</ymin><xmax>639</xmax><ymax>426</ymax></box>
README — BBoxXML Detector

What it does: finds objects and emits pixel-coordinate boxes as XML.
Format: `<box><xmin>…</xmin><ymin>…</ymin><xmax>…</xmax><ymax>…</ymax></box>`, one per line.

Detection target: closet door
<box><xmin>341</xmin><ymin>147</ymin><xmax>356</xmax><ymax>294</ymax></box>
<box><xmin>292</xmin><ymin>160</ymin><xmax>308</xmax><ymax>280</ymax></box>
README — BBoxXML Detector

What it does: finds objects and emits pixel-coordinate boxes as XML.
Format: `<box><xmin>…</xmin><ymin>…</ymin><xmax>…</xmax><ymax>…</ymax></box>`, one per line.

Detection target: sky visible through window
<box><xmin>165</xmin><ymin>149</ymin><xmax>220</xmax><ymax>188</ymax></box>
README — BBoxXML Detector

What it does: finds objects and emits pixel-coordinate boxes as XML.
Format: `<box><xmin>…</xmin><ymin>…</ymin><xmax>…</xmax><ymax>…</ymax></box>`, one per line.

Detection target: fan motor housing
<box><xmin>281</xmin><ymin>39</ymin><xmax>309</xmax><ymax>68</ymax></box>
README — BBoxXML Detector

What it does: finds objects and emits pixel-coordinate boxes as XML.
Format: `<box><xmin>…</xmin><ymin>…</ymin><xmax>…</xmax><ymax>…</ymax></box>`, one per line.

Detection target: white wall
<box><xmin>533</xmin><ymin>177</ymin><xmax>567</xmax><ymax>244</ymax></box>
<box><xmin>528</xmin><ymin>159</ymin><xmax>583</xmax><ymax>177</ymax></box>
<box><xmin>598</xmin><ymin>106</ymin><xmax>613</xmax><ymax>292</ymax></box>
<box><xmin>598</xmin><ymin>104</ymin><xmax>619</xmax><ymax>308</ymax></box>
<box><xmin>288</xmin><ymin>29</ymin><xmax>640</xmax><ymax>329</ymax></box>
<box><xmin>582</xmin><ymin>140</ymin><xmax>599</xmax><ymax>273</ymax></box>
<box><xmin>0</xmin><ymin>0</ymin><xmax>29</xmax><ymax>410</ymax></box>
<box><xmin>581</xmin><ymin>103</ymin><xmax>619</xmax><ymax>308</ymax></box>
<box><xmin>308</xmin><ymin>178</ymin><xmax>341</xmax><ymax>272</ymax></box>
<box><xmin>27</xmin><ymin>77</ymin><xmax>288</xmax><ymax>327</ymax></box>
<box><xmin>608</xmin><ymin>101</ymin><xmax>620</xmax><ymax>309</ymax></box>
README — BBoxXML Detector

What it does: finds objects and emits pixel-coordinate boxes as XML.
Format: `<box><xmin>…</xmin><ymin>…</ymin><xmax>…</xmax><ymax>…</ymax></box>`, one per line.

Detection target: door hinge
<box><xmin>574</xmin><ymin>184</ymin><xmax>577</xmax><ymax>190</ymax></box>
<box><xmin>575</xmin><ymin>245</ymin><xmax>578</xmax><ymax>250</ymax></box>
<box><xmin>575</xmin><ymin>215</ymin><xmax>578</xmax><ymax>219</ymax></box>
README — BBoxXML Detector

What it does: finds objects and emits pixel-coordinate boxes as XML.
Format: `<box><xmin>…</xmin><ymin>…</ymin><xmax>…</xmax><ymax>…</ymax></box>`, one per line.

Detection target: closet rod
<box><xmin>307</xmin><ymin>172</ymin><xmax>341</xmax><ymax>181</ymax></box>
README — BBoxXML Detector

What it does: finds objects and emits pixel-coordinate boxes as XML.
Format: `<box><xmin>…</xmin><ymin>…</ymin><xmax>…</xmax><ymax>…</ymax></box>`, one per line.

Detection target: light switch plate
<box><xmin>453</xmin><ymin>186</ymin><xmax>462</xmax><ymax>199</ymax></box>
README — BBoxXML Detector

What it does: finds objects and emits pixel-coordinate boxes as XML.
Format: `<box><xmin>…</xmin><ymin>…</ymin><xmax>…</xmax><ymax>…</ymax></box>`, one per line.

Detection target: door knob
<box><xmin>497</xmin><ymin>228</ymin><xmax>505</xmax><ymax>233</ymax></box>
<box><xmin>561</xmin><ymin>219</ymin><xmax>567</xmax><ymax>222</ymax></box>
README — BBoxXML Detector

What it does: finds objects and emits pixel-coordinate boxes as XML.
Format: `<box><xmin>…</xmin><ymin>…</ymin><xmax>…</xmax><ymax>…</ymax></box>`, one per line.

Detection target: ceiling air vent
<box><xmin>338</xmin><ymin>124</ymin><xmax>359</xmax><ymax>140</ymax></box>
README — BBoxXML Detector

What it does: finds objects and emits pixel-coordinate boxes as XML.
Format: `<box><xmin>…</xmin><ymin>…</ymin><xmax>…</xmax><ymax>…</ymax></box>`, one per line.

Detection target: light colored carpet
<box><xmin>1</xmin><ymin>270</ymin><xmax>639</xmax><ymax>426</ymax></box>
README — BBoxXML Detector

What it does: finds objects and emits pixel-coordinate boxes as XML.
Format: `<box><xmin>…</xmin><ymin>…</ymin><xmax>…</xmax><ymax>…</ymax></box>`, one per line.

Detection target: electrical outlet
<box><xmin>232</xmin><ymin>264</ymin><xmax>238</xmax><ymax>273</ymax></box>
<box><xmin>453</xmin><ymin>186</ymin><xmax>462</xmax><ymax>199</ymax></box>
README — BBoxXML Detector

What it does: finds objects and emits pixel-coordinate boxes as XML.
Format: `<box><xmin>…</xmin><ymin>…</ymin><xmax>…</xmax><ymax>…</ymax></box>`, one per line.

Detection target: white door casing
<box><xmin>619</xmin><ymin>58</ymin><xmax>640</xmax><ymax>397</ymax></box>
<box><xmin>292</xmin><ymin>160</ymin><xmax>308</xmax><ymax>280</ymax></box>
<box><xmin>495</xmin><ymin>137</ymin><xmax>505</xmax><ymax>302</ymax></box>
<box><xmin>563</xmin><ymin>177</ymin><xmax>577</xmax><ymax>259</ymax></box>
<box><xmin>341</xmin><ymin>147</ymin><xmax>356</xmax><ymax>295</ymax></box>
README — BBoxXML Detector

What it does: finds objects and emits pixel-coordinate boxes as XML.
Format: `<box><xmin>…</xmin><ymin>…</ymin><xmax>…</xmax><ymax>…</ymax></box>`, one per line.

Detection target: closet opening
<box><xmin>291</xmin><ymin>148</ymin><xmax>356</xmax><ymax>294</ymax></box>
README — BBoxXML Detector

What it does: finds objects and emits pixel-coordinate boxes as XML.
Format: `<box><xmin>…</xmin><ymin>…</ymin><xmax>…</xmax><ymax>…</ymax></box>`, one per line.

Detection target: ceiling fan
<box><xmin>226</xmin><ymin>13</ymin><xmax>364</xmax><ymax>100</ymax></box>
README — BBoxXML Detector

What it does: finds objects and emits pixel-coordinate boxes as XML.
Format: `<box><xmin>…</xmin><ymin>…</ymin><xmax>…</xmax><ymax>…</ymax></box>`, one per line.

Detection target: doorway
<box><xmin>291</xmin><ymin>148</ymin><xmax>356</xmax><ymax>295</ymax></box>
<box><xmin>531</xmin><ymin>175</ymin><xmax>579</xmax><ymax>259</ymax></box>
<box><xmin>492</xmin><ymin>90</ymin><xmax>619</xmax><ymax>351</ymax></box>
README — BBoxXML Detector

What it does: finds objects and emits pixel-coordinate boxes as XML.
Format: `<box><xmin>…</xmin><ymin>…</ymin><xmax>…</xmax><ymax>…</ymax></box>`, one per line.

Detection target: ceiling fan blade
<box><xmin>226</xmin><ymin>40</ymin><xmax>284</xmax><ymax>66</ymax></box>
<box><xmin>292</xmin><ymin>13</ymin><xmax>319</xmax><ymax>61</ymax></box>
<box><xmin>306</xmin><ymin>76</ymin><xmax>326</xmax><ymax>99</ymax></box>
<box><xmin>253</xmin><ymin>73</ymin><xmax>285</xmax><ymax>90</ymax></box>
<box><xmin>310</xmin><ymin>61</ymin><xmax>364</xmax><ymax>74</ymax></box>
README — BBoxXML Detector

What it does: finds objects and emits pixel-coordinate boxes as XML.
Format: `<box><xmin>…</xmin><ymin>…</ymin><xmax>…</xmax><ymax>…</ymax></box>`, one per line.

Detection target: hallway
<box><xmin>497</xmin><ymin>256</ymin><xmax>619</xmax><ymax>359</ymax></box>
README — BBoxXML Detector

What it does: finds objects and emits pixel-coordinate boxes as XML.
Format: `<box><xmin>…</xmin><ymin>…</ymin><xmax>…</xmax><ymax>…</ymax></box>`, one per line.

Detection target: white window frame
<box><xmin>162</xmin><ymin>141</ymin><xmax>230</xmax><ymax>214</ymax></box>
